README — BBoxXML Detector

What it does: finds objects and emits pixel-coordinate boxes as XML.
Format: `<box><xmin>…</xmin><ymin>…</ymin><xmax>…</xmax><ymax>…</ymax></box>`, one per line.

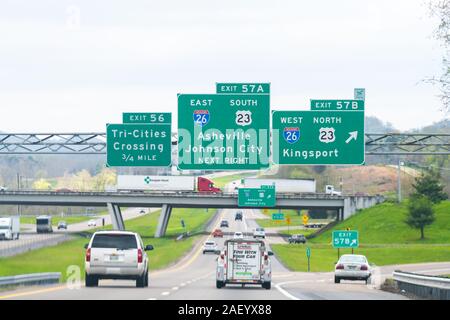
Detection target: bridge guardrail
<box><xmin>393</xmin><ymin>270</ymin><xmax>450</xmax><ymax>300</ymax></box>
<box><xmin>0</xmin><ymin>272</ymin><xmax>61</xmax><ymax>288</ymax></box>
<box><xmin>0</xmin><ymin>190</ymin><xmax>349</xmax><ymax>200</ymax></box>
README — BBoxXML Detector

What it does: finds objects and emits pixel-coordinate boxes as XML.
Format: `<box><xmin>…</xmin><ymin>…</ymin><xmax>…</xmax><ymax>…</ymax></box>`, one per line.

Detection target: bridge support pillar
<box><xmin>155</xmin><ymin>204</ymin><xmax>172</xmax><ymax>238</ymax></box>
<box><xmin>107</xmin><ymin>203</ymin><xmax>125</xmax><ymax>230</ymax></box>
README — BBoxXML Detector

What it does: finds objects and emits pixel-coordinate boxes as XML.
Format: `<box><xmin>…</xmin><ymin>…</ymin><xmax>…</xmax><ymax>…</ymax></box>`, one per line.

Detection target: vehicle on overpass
<box><xmin>288</xmin><ymin>234</ymin><xmax>306</xmax><ymax>244</ymax></box>
<box><xmin>253</xmin><ymin>227</ymin><xmax>266</xmax><ymax>239</ymax></box>
<box><xmin>216</xmin><ymin>239</ymin><xmax>273</xmax><ymax>289</ymax></box>
<box><xmin>239</xmin><ymin>178</ymin><xmax>316</xmax><ymax>193</ymax></box>
<box><xmin>325</xmin><ymin>185</ymin><xmax>342</xmax><ymax>196</ymax></box>
<box><xmin>36</xmin><ymin>215</ymin><xmax>53</xmax><ymax>233</ymax></box>
<box><xmin>202</xmin><ymin>240</ymin><xmax>219</xmax><ymax>254</ymax></box>
<box><xmin>0</xmin><ymin>216</ymin><xmax>20</xmax><ymax>240</ymax></box>
<box><xmin>84</xmin><ymin>231</ymin><xmax>154</xmax><ymax>288</ymax></box>
<box><xmin>334</xmin><ymin>254</ymin><xmax>371</xmax><ymax>284</ymax></box>
<box><xmin>117</xmin><ymin>175</ymin><xmax>221</xmax><ymax>193</ymax></box>
<box><xmin>57</xmin><ymin>221</ymin><xmax>67</xmax><ymax>230</ymax></box>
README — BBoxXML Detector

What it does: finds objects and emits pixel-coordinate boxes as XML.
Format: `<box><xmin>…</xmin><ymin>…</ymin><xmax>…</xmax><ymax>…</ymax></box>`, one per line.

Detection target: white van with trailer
<box><xmin>216</xmin><ymin>239</ymin><xmax>273</xmax><ymax>289</ymax></box>
<box><xmin>0</xmin><ymin>217</ymin><xmax>20</xmax><ymax>240</ymax></box>
<box><xmin>36</xmin><ymin>215</ymin><xmax>53</xmax><ymax>233</ymax></box>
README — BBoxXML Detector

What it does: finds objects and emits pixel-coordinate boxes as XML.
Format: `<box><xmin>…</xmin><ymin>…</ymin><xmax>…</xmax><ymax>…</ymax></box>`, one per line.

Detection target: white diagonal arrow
<box><xmin>345</xmin><ymin>131</ymin><xmax>358</xmax><ymax>144</ymax></box>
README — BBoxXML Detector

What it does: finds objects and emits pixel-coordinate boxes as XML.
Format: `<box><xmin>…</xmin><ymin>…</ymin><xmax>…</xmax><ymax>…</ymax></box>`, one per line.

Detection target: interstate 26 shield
<box><xmin>283</xmin><ymin>127</ymin><xmax>300</xmax><ymax>144</ymax></box>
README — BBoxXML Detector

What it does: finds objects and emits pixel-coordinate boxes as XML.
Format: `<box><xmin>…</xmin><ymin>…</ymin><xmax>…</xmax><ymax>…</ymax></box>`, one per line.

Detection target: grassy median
<box><xmin>271</xmin><ymin>201</ymin><xmax>450</xmax><ymax>272</ymax></box>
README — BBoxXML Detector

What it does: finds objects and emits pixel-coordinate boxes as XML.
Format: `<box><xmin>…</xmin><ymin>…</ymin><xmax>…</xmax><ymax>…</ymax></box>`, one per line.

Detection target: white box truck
<box><xmin>0</xmin><ymin>217</ymin><xmax>20</xmax><ymax>240</ymax></box>
<box><xmin>216</xmin><ymin>239</ymin><xmax>273</xmax><ymax>289</ymax></box>
<box><xmin>240</xmin><ymin>178</ymin><xmax>316</xmax><ymax>193</ymax></box>
<box><xmin>117</xmin><ymin>175</ymin><xmax>221</xmax><ymax>193</ymax></box>
<box><xmin>36</xmin><ymin>215</ymin><xmax>53</xmax><ymax>233</ymax></box>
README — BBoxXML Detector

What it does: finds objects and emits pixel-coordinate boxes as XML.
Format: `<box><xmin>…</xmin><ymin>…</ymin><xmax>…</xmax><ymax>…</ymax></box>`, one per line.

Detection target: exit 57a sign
<box><xmin>177</xmin><ymin>85</ymin><xmax>270</xmax><ymax>170</ymax></box>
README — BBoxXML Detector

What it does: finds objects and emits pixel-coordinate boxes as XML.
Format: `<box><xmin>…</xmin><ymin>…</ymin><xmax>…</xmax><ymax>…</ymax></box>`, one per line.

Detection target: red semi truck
<box><xmin>117</xmin><ymin>175</ymin><xmax>221</xmax><ymax>193</ymax></box>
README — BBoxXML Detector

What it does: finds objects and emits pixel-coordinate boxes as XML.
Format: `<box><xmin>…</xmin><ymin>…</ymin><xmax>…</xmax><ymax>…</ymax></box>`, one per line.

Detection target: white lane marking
<box><xmin>161</xmin><ymin>291</ymin><xmax>170</xmax><ymax>296</ymax></box>
<box><xmin>274</xmin><ymin>281</ymin><xmax>301</xmax><ymax>300</ymax></box>
<box><xmin>147</xmin><ymin>298</ymin><xmax>157</xmax><ymax>300</ymax></box>
<box><xmin>172</xmin><ymin>286</ymin><xmax>179</xmax><ymax>291</ymax></box>
<box><xmin>180</xmin><ymin>283</ymin><xmax>186</xmax><ymax>287</ymax></box>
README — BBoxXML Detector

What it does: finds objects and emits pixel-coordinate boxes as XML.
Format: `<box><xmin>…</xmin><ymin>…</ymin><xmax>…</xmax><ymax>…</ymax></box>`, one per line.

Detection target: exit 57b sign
<box><xmin>272</xmin><ymin>110</ymin><xmax>365</xmax><ymax>165</ymax></box>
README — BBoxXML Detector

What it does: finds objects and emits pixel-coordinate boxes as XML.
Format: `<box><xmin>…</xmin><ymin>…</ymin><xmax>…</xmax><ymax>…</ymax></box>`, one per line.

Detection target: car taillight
<box><xmin>138</xmin><ymin>249</ymin><xmax>143</xmax><ymax>263</ymax></box>
<box><xmin>336</xmin><ymin>264</ymin><xmax>344</xmax><ymax>270</ymax></box>
<box><xmin>361</xmin><ymin>264</ymin><xmax>368</xmax><ymax>271</ymax></box>
<box><xmin>264</xmin><ymin>254</ymin><xmax>268</xmax><ymax>261</ymax></box>
<box><xmin>220</xmin><ymin>254</ymin><xmax>224</xmax><ymax>259</ymax></box>
<box><xmin>85</xmin><ymin>248</ymin><xmax>91</xmax><ymax>262</ymax></box>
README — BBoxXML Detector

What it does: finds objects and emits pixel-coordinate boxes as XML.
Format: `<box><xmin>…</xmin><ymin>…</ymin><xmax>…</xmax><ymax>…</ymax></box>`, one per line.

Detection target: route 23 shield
<box><xmin>283</xmin><ymin>127</ymin><xmax>300</xmax><ymax>144</ymax></box>
<box><xmin>193</xmin><ymin>110</ymin><xmax>210</xmax><ymax>127</ymax></box>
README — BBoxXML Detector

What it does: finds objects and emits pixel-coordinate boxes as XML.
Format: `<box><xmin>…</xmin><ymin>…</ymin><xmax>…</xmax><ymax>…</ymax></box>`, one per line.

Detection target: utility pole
<box><xmin>397</xmin><ymin>158</ymin><xmax>402</xmax><ymax>203</ymax></box>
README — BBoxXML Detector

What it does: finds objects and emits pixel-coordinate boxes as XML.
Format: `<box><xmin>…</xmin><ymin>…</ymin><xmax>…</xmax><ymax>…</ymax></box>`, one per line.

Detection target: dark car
<box><xmin>220</xmin><ymin>220</ymin><xmax>229</xmax><ymax>228</ymax></box>
<box><xmin>235</xmin><ymin>211</ymin><xmax>243</xmax><ymax>221</ymax></box>
<box><xmin>288</xmin><ymin>234</ymin><xmax>306</xmax><ymax>244</ymax></box>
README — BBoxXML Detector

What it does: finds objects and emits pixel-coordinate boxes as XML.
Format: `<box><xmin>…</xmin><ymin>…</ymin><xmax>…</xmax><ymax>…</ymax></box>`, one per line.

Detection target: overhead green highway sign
<box><xmin>123</xmin><ymin>112</ymin><xmax>171</xmax><ymax>124</ymax></box>
<box><xmin>106</xmin><ymin>121</ymin><xmax>172</xmax><ymax>167</ymax></box>
<box><xmin>332</xmin><ymin>230</ymin><xmax>359</xmax><ymax>248</ymax></box>
<box><xmin>177</xmin><ymin>93</ymin><xmax>270</xmax><ymax>170</ymax></box>
<box><xmin>272</xmin><ymin>110</ymin><xmax>365</xmax><ymax>165</ymax></box>
<box><xmin>216</xmin><ymin>83</ymin><xmax>270</xmax><ymax>94</ymax></box>
<box><xmin>310</xmin><ymin>100</ymin><xmax>364</xmax><ymax>111</ymax></box>
<box><xmin>238</xmin><ymin>185</ymin><xmax>276</xmax><ymax>207</ymax></box>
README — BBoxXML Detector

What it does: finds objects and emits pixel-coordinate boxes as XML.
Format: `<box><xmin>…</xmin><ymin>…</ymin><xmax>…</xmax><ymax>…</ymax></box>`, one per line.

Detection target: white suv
<box><xmin>84</xmin><ymin>231</ymin><xmax>154</xmax><ymax>288</ymax></box>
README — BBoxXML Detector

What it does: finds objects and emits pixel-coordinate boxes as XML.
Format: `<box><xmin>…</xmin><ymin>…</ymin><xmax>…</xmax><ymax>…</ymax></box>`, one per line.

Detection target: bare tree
<box><xmin>427</xmin><ymin>0</ymin><xmax>450</xmax><ymax>115</ymax></box>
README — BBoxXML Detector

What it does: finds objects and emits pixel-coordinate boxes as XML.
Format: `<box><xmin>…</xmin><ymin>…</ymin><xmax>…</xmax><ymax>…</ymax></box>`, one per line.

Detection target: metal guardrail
<box><xmin>393</xmin><ymin>270</ymin><xmax>450</xmax><ymax>300</ymax></box>
<box><xmin>0</xmin><ymin>190</ymin><xmax>347</xmax><ymax>200</ymax></box>
<box><xmin>0</xmin><ymin>272</ymin><xmax>61</xmax><ymax>288</ymax></box>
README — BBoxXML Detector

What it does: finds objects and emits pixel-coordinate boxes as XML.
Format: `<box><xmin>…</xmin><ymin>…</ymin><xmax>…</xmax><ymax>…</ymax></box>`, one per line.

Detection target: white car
<box><xmin>253</xmin><ymin>227</ymin><xmax>265</xmax><ymax>239</ymax></box>
<box><xmin>0</xmin><ymin>186</ymin><xmax>7</xmax><ymax>192</ymax></box>
<box><xmin>87</xmin><ymin>219</ymin><xmax>97</xmax><ymax>227</ymax></box>
<box><xmin>202</xmin><ymin>240</ymin><xmax>218</xmax><ymax>254</ymax></box>
<box><xmin>233</xmin><ymin>231</ymin><xmax>244</xmax><ymax>239</ymax></box>
<box><xmin>334</xmin><ymin>254</ymin><xmax>371</xmax><ymax>284</ymax></box>
<box><xmin>84</xmin><ymin>231</ymin><xmax>153</xmax><ymax>287</ymax></box>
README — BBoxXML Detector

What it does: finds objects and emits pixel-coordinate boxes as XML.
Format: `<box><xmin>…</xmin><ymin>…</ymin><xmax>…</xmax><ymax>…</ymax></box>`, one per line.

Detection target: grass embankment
<box><xmin>0</xmin><ymin>208</ymin><xmax>216</xmax><ymax>281</ymax></box>
<box><xmin>255</xmin><ymin>209</ymin><xmax>331</xmax><ymax>229</ymax></box>
<box><xmin>272</xmin><ymin>201</ymin><xmax>450</xmax><ymax>272</ymax></box>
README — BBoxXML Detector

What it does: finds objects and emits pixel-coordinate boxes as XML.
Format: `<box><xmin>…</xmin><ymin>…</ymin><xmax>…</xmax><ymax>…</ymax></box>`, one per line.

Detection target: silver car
<box><xmin>334</xmin><ymin>254</ymin><xmax>371</xmax><ymax>284</ymax></box>
<box><xmin>85</xmin><ymin>231</ymin><xmax>153</xmax><ymax>288</ymax></box>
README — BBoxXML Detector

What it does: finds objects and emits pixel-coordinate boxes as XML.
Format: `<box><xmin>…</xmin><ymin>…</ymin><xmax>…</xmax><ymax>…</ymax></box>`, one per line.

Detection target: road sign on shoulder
<box><xmin>272</xmin><ymin>213</ymin><xmax>284</xmax><ymax>221</ymax></box>
<box><xmin>306</xmin><ymin>247</ymin><xmax>311</xmax><ymax>258</ymax></box>
<box><xmin>302</xmin><ymin>214</ymin><xmax>309</xmax><ymax>225</ymax></box>
<box><xmin>106</xmin><ymin>122</ymin><xmax>171</xmax><ymax>167</ymax></box>
<box><xmin>332</xmin><ymin>230</ymin><xmax>359</xmax><ymax>248</ymax></box>
<box><xmin>286</xmin><ymin>216</ymin><xmax>291</xmax><ymax>225</ymax></box>
<box><xmin>272</xmin><ymin>110</ymin><xmax>365</xmax><ymax>165</ymax></box>
<box><xmin>310</xmin><ymin>100</ymin><xmax>364</xmax><ymax>111</ymax></box>
<box><xmin>177</xmin><ymin>93</ymin><xmax>270</xmax><ymax>170</ymax></box>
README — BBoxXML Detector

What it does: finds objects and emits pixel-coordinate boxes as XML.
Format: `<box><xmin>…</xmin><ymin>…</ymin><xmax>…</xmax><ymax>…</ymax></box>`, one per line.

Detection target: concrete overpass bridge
<box><xmin>0</xmin><ymin>191</ymin><xmax>384</xmax><ymax>237</ymax></box>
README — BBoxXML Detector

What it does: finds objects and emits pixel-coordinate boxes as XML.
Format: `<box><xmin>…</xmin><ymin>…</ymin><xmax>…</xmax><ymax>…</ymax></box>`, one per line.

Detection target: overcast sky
<box><xmin>0</xmin><ymin>0</ymin><xmax>448</xmax><ymax>132</ymax></box>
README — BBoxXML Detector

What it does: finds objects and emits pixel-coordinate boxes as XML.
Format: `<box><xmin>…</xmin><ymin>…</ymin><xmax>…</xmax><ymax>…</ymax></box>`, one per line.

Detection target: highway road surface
<box><xmin>3</xmin><ymin>208</ymin><xmax>446</xmax><ymax>300</ymax></box>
